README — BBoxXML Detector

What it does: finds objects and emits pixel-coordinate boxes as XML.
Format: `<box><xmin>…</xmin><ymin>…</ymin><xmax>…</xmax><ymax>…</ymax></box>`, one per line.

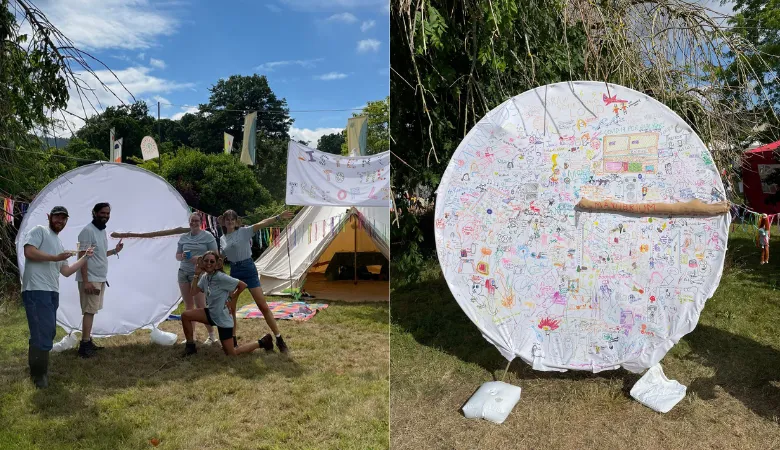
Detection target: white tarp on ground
<box><xmin>255</xmin><ymin>206</ymin><xmax>389</xmax><ymax>295</ymax></box>
<box><xmin>434</xmin><ymin>81</ymin><xmax>729</xmax><ymax>373</ymax></box>
<box><xmin>285</xmin><ymin>141</ymin><xmax>390</xmax><ymax>207</ymax></box>
<box><xmin>16</xmin><ymin>162</ymin><xmax>189</xmax><ymax>337</ymax></box>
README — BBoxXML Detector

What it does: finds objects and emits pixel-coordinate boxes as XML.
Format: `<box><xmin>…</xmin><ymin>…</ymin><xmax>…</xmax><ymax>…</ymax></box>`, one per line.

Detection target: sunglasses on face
<box><xmin>203</xmin><ymin>259</ymin><xmax>216</xmax><ymax>265</ymax></box>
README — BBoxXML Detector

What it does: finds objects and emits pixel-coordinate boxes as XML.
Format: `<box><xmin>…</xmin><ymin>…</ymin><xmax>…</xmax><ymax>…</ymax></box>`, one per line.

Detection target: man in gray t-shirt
<box><xmin>22</xmin><ymin>206</ymin><xmax>93</xmax><ymax>388</ymax></box>
<box><xmin>76</xmin><ymin>203</ymin><xmax>123</xmax><ymax>358</ymax></box>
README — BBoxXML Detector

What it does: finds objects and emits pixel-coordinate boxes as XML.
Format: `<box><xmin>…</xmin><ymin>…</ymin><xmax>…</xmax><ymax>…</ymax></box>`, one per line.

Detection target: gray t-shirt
<box><xmin>177</xmin><ymin>231</ymin><xmax>217</xmax><ymax>275</ymax></box>
<box><xmin>75</xmin><ymin>222</ymin><xmax>109</xmax><ymax>282</ymax></box>
<box><xmin>22</xmin><ymin>225</ymin><xmax>66</xmax><ymax>292</ymax></box>
<box><xmin>219</xmin><ymin>226</ymin><xmax>254</xmax><ymax>262</ymax></box>
<box><xmin>198</xmin><ymin>271</ymin><xmax>238</xmax><ymax>328</ymax></box>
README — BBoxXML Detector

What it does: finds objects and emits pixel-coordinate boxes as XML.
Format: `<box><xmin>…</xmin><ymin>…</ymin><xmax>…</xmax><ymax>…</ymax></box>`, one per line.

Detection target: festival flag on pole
<box><xmin>347</xmin><ymin>116</ymin><xmax>368</xmax><ymax>156</ymax></box>
<box><xmin>110</xmin><ymin>128</ymin><xmax>115</xmax><ymax>161</ymax></box>
<box><xmin>112</xmin><ymin>138</ymin><xmax>123</xmax><ymax>163</ymax></box>
<box><xmin>224</xmin><ymin>132</ymin><xmax>234</xmax><ymax>154</ymax></box>
<box><xmin>240</xmin><ymin>112</ymin><xmax>257</xmax><ymax>165</ymax></box>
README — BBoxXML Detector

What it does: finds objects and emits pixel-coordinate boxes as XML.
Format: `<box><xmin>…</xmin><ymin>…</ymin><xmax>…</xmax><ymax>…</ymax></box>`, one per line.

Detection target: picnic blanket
<box><xmin>236</xmin><ymin>301</ymin><xmax>328</xmax><ymax>322</ymax></box>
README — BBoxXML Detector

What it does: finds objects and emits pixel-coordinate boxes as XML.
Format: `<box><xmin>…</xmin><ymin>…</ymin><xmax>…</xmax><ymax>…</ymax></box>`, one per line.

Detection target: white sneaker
<box><xmin>203</xmin><ymin>336</ymin><xmax>217</xmax><ymax>345</ymax></box>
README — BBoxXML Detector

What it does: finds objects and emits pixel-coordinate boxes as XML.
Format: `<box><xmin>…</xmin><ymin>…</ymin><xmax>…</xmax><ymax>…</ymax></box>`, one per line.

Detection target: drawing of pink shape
<box><xmin>605</xmin><ymin>162</ymin><xmax>627</xmax><ymax>172</ymax></box>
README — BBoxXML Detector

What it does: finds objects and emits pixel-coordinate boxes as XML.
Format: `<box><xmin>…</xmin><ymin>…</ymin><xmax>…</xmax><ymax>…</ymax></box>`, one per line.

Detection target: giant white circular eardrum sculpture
<box><xmin>434</xmin><ymin>82</ymin><xmax>729</xmax><ymax>373</ymax></box>
<box><xmin>16</xmin><ymin>162</ymin><xmax>190</xmax><ymax>337</ymax></box>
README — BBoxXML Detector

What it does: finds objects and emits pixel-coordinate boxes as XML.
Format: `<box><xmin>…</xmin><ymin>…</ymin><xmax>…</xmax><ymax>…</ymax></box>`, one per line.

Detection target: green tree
<box><xmin>190</xmin><ymin>75</ymin><xmax>293</xmax><ymax>154</ymax></box>
<box><xmin>340</xmin><ymin>97</ymin><xmax>389</xmax><ymax>155</ymax></box>
<box><xmin>138</xmin><ymin>147</ymin><xmax>272</xmax><ymax>216</ymax></box>
<box><xmin>719</xmin><ymin>0</ymin><xmax>780</xmax><ymax>144</ymax></box>
<box><xmin>317</xmin><ymin>132</ymin><xmax>345</xmax><ymax>154</ymax></box>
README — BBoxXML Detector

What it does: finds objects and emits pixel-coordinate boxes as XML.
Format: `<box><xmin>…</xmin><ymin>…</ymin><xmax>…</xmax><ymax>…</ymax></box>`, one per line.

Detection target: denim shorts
<box><xmin>229</xmin><ymin>258</ymin><xmax>261</xmax><ymax>289</ymax></box>
<box><xmin>22</xmin><ymin>290</ymin><xmax>59</xmax><ymax>351</ymax></box>
<box><xmin>177</xmin><ymin>269</ymin><xmax>195</xmax><ymax>284</ymax></box>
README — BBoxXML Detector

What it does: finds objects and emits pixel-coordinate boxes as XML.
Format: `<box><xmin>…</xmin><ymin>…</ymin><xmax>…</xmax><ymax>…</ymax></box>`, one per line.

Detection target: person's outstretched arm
<box><xmin>250</xmin><ymin>210</ymin><xmax>295</xmax><ymax>233</ymax></box>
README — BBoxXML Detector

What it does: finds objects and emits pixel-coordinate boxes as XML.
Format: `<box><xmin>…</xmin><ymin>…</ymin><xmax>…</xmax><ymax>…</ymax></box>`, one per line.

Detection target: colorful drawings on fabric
<box><xmin>434</xmin><ymin>82</ymin><xmax>729</xmax><ymax>373</ymax></box>
<box><xmin>285</xmin><ymin>141</ymin><xmax>390</xmax><ymax>207</ymax></box>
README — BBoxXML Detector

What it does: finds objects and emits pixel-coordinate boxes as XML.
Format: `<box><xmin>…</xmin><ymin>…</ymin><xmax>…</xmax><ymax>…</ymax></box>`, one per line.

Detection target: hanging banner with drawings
<box><xmin>285</xmin><ymin>141</ymin><xmax>390</xmax><ymax>207</ymax></box>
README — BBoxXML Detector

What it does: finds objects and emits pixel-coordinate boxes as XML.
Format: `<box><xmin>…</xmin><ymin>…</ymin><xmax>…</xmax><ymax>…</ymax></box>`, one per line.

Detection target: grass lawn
<box><xmin>391</xmin><ymin>228</ymin><xmax>780</xmax><ymax>449</ymax></box>
<box><xmin>0</xmin><ymin>266</ymin><xmax>389</xmax><ymax>450</ymax></box>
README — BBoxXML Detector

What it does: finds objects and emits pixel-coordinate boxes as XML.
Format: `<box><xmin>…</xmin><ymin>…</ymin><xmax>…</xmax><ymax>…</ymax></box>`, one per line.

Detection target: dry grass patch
<box><xmin>391</xmin><ymin>229</ymin><xmax>780</xmax><ymax>449</ymax></box>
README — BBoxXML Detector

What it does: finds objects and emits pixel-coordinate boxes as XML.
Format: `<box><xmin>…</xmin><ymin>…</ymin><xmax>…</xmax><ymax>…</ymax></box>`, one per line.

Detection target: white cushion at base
<box><xmin>462</xmin><ymin>381</ymin><xmax>522</xmax><ymax>424</ymax></box>
<box><xmin>150</xmin><ymin>326</ymin><xmax>178</xmax><ymax>346</ymax></box>
<box><xmin>630</xmin><ymin>363</ymin><xmax>687</xmax><ymax>413</ymax></box>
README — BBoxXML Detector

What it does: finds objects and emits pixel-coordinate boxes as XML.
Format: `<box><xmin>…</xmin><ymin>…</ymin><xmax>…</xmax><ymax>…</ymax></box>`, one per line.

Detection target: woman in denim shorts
<box><xmin>219</xmin><ymin>209</ymin><xmax>294</xmax><ymax>353</ymax></box>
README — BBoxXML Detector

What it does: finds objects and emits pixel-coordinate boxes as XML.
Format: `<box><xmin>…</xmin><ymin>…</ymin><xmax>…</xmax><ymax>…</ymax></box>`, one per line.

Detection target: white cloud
<box><xmin>290</xmin><ymin>127</ymin><xmax>344</xmax><ymax>146</ymax></box>
<box><xmin>138</xmin><ymin>52</ymin><xmax>146</xmax><ymax>61</ymax></box>
<box><xmin>315</xmin><ymin>72</ymin><xmax>348</xmax><ymax>81</ymax></box>
<box><xmin>280</xmin><ymin>0</ymin><xmax>387</xmax><ymax>11</ymax></box>
<box><xmin>326</xmin><ymin>12</ymin><xmax>358</xmax><ymax>23</ymax></box>
<box><xmin>361</xmin><ymin>20</ymin><xmax>375</xmax><ymax>32</ymax></box>
<box><xmin>266</xmin><ymin>4</ymin><xmax>282</xmax><ymax>12</ymax></box>
<box><xmin>357</xmin><ymin>39</ymin><xmax>381</xmax><ymax>53</ymax></box>
<box><xmin>151</xmin><ymin>95</ymin><xmax>171</xmax><ymax>108</ymax></box>
<box><xmin>171</xmin><ymin>106</ymin><xmax>199</xmax><ymax>121</ymax></box>
<box><xmin>149</xmin><ymin>58</ymin><xmax>167</xmax><ymax>70</ymax></box>
<box><xmin>256</xmin><ymin>58</ymin><xmax>324</xmax><ymax>71</ymax></box>
<box><xmin>20</xmin><ymin>0</ymin><xmax>179</xmax><ymax>50</ymax></box>
<box><xmin>56</xmin><ymin>66</ymin><xmax>194</xmax><ymax>132</ymax></box>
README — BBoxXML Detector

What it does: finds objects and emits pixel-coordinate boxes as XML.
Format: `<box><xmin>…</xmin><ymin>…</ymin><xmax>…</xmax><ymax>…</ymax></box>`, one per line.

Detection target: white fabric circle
<box><xmin>16</xmin><ymin>162</ymin><xmax>190</xmax><ymax>337</ymax></box>
<box><xmin>434</xmin><ymin>82</ymin><xmax>729</xmax><ymax>373</ymax></box>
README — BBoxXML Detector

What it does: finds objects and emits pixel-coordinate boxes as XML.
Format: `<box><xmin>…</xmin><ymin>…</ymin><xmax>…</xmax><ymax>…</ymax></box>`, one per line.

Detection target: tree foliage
<box><xmin>317</xmin><ymin>132</ymin><xmax>345</xmax><ymax>154</ymax></box>
<box><xmin>137</xmin><ymin>147</ymin><xmax>271</xmax><ymax>216</ymax></box>
<box><xmin>390</xmin><ymin>0</ymin><xmax>779</xmax><ymax>280</ymax></box>
<box><xmin>341</xmin><ymin>97</ymin><xmax>389</xmax><ymax>155</ymax></box>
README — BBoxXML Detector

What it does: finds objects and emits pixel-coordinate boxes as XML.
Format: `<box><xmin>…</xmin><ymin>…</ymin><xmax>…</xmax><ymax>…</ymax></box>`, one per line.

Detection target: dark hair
<box><xmin>218</xmin><ymin>209</ymin><xmax>240</xmax><ymax>233</ymax></box>
<box><xmin>92</xmin><ymin>202</ymin><xmax>111</xmax><ymax>214</ymax></box>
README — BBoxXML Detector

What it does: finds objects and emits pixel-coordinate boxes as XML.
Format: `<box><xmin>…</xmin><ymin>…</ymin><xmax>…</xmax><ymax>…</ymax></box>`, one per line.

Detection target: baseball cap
<box><xmin>50</xmin><ymin>206</ymin><xmax>69</xmax><ymax>217</ymax></box>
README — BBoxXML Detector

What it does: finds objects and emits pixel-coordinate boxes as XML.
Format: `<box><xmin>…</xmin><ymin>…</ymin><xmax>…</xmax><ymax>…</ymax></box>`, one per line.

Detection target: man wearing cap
<box><xmin>76</xmin><ymin>202</ymin><xmax>123</xmax><ymax>358</ymax></box>
<box><xmin>22</xmin><ymin>206</ymin><xmax>93</xmax><ymax>388</ymax></box>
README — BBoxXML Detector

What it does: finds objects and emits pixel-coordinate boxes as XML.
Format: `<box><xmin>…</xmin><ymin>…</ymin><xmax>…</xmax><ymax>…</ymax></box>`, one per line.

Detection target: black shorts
<box><xmin>203</xmin><ymin>308</ymin><xmax>234</xmax><ymax>341</ymax></box>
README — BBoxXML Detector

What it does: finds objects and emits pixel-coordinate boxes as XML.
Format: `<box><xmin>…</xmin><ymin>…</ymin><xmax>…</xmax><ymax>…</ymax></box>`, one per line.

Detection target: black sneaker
<box><xmin>89</xmin><ymin>339</ymin><xmax>103</xmax><ymax>351</ymax></box>
<box><xmin>258</xmin><ymin>334</ymin><xmax>274</xmax><ymax>352</ymax></box>
<box><xmin>183</xmin><ymin>342</ymin><xmax>197</xmax><ymax>356</ymax></box>
<box><xmin>78</xmin><ymin>341</ymin><xmax>96</xmax><ymax>358</ymax></box>
<box><xmin>276</xmin><ymin>335</ymin><xmax>289</xmax><ymax>354</ymax></box>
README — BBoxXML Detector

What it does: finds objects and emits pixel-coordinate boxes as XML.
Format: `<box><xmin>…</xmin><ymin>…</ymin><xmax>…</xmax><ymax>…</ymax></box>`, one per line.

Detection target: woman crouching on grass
<box><xmin>182</xmin><ymin>250</ymin><xmax>274</xmax><ymax>356</ymax></box>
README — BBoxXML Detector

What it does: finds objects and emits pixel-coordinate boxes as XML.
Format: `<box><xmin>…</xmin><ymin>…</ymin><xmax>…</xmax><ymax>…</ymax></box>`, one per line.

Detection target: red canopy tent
<box><xmin>742</xmin><ymin>139</ymin><xmax>780</xmax><ymax>214</ymax></box>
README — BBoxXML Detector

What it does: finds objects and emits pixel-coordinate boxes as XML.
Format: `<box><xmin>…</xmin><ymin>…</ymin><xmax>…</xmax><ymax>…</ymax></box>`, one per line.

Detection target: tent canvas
<box><xmin>254</xmin><ymin>205</ymin><xmax>389</xmax><ymax>298</ymax></box>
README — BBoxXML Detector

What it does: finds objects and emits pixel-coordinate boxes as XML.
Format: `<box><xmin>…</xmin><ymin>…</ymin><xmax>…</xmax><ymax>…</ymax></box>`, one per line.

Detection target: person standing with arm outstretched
<box><xmin>22</xmin><ymin>206</ymin><xmax>94</xmax><ymax>388</ymax></box>
<box><xmin>219</xmin><ymin>209</ymin><xmax>294</xmax><ymax>353</ymax></box>
<box><xmin>75</xmin><ymin>202</ymin><xmax>124</xmax><ymax>358</ymax></box>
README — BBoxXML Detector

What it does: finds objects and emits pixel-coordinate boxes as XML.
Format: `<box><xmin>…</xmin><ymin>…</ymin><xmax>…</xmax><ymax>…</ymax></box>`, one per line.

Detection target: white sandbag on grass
<box><xmin>150</xmin><ymin>326</ymin><xmax>177</xmax><ymax>346</ymax></box>
<box><xmin>630</xmin><ymin>363</ymin><xmax>687</xmax><ymax>413</ymax></box>
<box><xmin>462</xmin><ymin>381</ymin><xmax>522</xmax><ymax>424</ymax></box>
<box><xmin>51</xmin><ymin>333</ymin><xmax>79</xmax><ymax>352</ymax></box>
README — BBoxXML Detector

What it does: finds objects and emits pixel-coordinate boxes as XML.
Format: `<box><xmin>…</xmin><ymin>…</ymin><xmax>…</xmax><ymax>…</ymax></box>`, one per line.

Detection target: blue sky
<box><xmin>32</xmin><ymin>0</ymin><xmax>389</xmax><ymax>146</ymax></box>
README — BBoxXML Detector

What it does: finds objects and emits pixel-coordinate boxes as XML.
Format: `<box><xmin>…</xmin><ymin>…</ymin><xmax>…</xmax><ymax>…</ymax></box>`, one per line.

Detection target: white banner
<box><xmin>141</xmin><ymin>136</ymin><xmax>159</xmax><ymax>160</ymax></box>
<box><xmin>112</xmin><ymin>138</ymin><xmax>123</xmax><ymax>163</ymax></box>
<box><xmin>285</xmin><ymin>141</ymin><xmax>390</xmax><ymax>207</ymax></box>
<box><xmin>224</xmin><ymin>132</ymin><xmax>234</xmax><ymax>154</ymax></box>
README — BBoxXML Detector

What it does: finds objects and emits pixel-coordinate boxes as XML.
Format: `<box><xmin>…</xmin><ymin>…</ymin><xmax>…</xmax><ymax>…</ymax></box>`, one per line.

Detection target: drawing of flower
<box><xmin>538</xmin><ymin>317</ymin><xmax>560</xmax><ymax>332</ymax></box>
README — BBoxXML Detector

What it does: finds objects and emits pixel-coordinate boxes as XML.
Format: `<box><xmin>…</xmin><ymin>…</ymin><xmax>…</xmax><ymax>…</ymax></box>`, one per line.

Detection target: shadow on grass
<box><xmin>685</xmin><ymin>324</ymin><xmax>780</xmax><ymax>421</ymax></box>
<box><xmin>391</xmin><ymin>263</ymin><xmax>780</xmax><ymax>421</ymax></box>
